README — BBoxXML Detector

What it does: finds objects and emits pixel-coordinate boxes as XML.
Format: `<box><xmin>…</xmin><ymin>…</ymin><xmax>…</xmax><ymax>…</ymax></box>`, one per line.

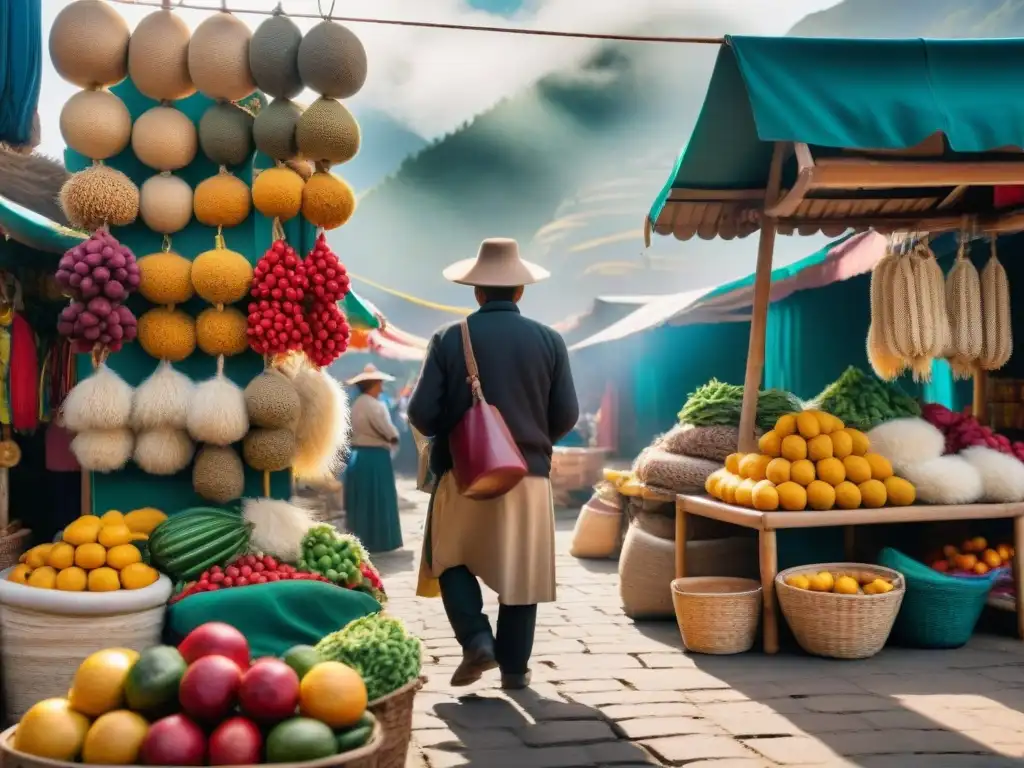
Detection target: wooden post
<box><xmin>973</xmin><ymin>369</ymin><xmax>988</xmax><ymax>423</ymax></box>
<box><xmin>80</xmin><ymin>470</ymin><xmax>91</xmax><ymax>517</ymax></box>
<box><xmin>674</xmin><ymin>498</ymin><xmax>688</xmax><ymax>579</ymax></box>
<box><xmin>759</xmin><ymin>529</ymin><xmax>779</xmax><ymax>654</ymax></box>
<box><xmin>737</xmin><ymin>144</ymin><xmax>786</xmax><ymax>453</ymax></box>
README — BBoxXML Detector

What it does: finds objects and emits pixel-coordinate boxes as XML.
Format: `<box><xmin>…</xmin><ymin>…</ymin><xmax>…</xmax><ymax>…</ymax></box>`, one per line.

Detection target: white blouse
<box><xmin>350</xmin><ymin>394</ymin><xmax>400</xmax><ymax>449</ymax></box>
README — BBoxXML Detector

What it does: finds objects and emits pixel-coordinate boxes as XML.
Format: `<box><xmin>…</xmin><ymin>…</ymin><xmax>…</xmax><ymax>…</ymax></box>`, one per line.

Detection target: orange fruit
<box><xmin>299</xmin><ymin>661</ymin><xmax>367</xmax><ymax>728</ymax></box>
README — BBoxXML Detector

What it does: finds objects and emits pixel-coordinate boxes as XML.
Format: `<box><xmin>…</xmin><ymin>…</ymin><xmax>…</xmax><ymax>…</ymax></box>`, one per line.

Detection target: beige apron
<box><xmin>416</xmin><ymin>472</ymin><xmax>556</xmax><ymax>605</ymax></box>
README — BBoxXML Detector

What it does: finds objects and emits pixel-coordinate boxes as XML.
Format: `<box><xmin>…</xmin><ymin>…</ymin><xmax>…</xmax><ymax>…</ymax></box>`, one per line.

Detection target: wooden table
<box><xmin>675</xmin><ymin>495</ymin><xmax>1024</xmax><ymax>654</ymax></box>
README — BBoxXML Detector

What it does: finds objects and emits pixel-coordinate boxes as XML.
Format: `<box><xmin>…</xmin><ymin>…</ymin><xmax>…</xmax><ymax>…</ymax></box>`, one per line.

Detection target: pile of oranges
<box><xmin>930</xmin><ymin>537</ymin><xmax>1014</xmax><ymax>576</ymax></box>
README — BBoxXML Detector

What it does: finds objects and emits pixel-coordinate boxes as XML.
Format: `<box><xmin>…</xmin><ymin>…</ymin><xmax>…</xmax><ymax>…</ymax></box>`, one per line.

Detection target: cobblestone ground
<box><xmin>366</xmin><ymin>480</ymin><xmax>1024</xmax><ymax>768</ymax></box>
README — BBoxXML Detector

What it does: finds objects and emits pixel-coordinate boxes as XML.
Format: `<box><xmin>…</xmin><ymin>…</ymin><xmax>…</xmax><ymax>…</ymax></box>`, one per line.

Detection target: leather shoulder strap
<box><xmin>460</xmin><ymin>320</ymin><xmax>485</xmax><ymax>403</ymax></box>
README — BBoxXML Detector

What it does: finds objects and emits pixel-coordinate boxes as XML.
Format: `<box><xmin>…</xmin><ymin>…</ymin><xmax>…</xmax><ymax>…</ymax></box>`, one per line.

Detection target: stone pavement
<box><xmin>368</xmin><ymin>480</ymin><xmax>1024</xmax><ymax>767</ymax></box>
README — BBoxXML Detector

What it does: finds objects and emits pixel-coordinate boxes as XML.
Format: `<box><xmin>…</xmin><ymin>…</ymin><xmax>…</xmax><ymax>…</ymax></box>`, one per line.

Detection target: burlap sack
<box><xmin>633</xmin><ymin>510</ymin><xmax>675</xmax><ymax>540</ymax></box>
<box><xmin>619</xmin><ymin>523</ymin><xmax>675</xmax><ymax>619</ymax></box>
<box><xmin>657</xmin><ymin>424</ymin><xmax>761</xmax><ymax>462</ymax></box>
<box><xmin>570</xmin><ymin>495</ymin><xmax>623</xmax><ymax>559</ymax></box>
<box><xmin>635</xmin><ymin>449</ymin><xmax>722</xmax><ymax>494</ymax></box>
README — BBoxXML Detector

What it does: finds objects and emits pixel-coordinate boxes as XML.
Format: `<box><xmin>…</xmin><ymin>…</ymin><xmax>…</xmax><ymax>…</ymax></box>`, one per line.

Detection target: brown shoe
<box><xmin>450</xmin><ymin>640</ymin><xmax>498</xmax><ymax>687</ymax></box>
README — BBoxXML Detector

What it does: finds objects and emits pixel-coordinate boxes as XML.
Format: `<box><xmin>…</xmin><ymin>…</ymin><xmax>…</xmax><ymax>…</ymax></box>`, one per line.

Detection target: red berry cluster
<box><xmin>247</xmin><ymin>235</ymin><xmax>353</xmax><ymax>367</ymax></box>
<box><xmin>247</xmin><ymin>240</ymin><xmax>311</xmax><ymax>357</ymax></box>
<box><xmin>169</xmin><ymin>554</ymin><xmax>334</xmax><ymax>604</ymax></box>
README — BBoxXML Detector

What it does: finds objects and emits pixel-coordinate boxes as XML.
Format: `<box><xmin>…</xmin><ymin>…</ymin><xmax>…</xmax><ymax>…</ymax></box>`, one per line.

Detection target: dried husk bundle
<box><xmin>945</xmin><ymin>240</ymin><xmax>984</xmax><ymax>379</ymax></box>
<box><xmin>867</xmin><ymin>246</ymin><xmax>906</xmax><ymax>381</ymax></box>
<box><xmin>62</xmin><ymin>363</ymin><xmax>133</xmax><ymax>432</ymax></box>
<box><xmin>134</xmin><ymin>427</ymin><xmax>194</xmax><ymax>475</ymax></box>
<box><xmin>243</xmin><ymin>497</ymin><xmax>317</xmax><ymax>563</ymax></box>
<box><xmin>291</xmin><ymin>366</ymin><xmax>349</xmax><ymax>480</ymax></box>
<box><xmin>979</xmin><ymin>239</ymin><xmax>1012</xmax><ymax>372</ymax></box>
<box><xmin>71</xmin><ymin>428</ymin><xmax>134</xmax><ymax>472</ymax></box>
<box><xmin>186</xmin><ymin>360</ymin><xmax>249</xmax><ymax>445</ymax></box>
<box><xmin>131</xmin><ymin>360</ymin><xmax>194</xmax><ymax>431</ymax></box>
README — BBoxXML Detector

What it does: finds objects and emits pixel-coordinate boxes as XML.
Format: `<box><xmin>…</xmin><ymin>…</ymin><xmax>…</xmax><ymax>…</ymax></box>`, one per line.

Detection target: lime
<box><xmin>282</xmin><ymin>645</ymin><xmax>323</xmax><ymax>681</ymax></box>
<box><xmin>312</xmin><ymin>544</ymin><xmax>328</xmax><ymax>558</ymax></box>
<box><xmin>326</xmin><ymin>569</ymin><xmax>340</xmax><ymax>582</ymax></box>
<box><xmin>266</xmin><ymin>718</ymin><xmax>336</xmax><ymax>763</ymax></box>
<box><xmin>318</xmin><ymin>555</ymin><xmax>333</xmax><ymax>570</ymax></box>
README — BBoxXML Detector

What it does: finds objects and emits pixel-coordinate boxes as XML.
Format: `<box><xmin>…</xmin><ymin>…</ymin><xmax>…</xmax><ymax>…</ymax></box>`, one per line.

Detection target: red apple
<box><xmin>179</xmin><ymin>655</ymin><xmax>242</xmax><ymax>721</ymax></box>
<box><xmin>209</xmin><ymin>716</ymin><xmax>263</xmax><ymax>766</ymax></box>
<box><xmin>140</xmin><ymin>714</ymin><xmax>206</xmax><ymax>766</ymax></box>
<box><xmin>178</xmin><ymin>622</ymin><xmax>250</xmax><ymax>670</ymax></box>
<box><xmin>239</xmin><ymin>658</ymin><xmax>300</xmax><ymax>722</ymax></box>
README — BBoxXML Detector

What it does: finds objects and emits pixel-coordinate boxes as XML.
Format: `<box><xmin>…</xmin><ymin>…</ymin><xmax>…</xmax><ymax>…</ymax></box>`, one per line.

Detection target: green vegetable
<box><xmin>299</xmin><ymin>524</ymin><xmax>366</xmax><ymax>586</ymax></box>
<box><xmin>335</xmin><ymin>712</ymin><xmax>376</xmax><ymax>752</ymax></box>
<box><xmin>677</xmin><ymin>379</ymin><xmax>802</xmax><ymax>430</ymax></box>
<box><xmin>316</xmin><ymin>614</ymin><xmax>422</xmax><ymax>702</ymax></box>
<box><xmin>811</xmin><ymin>366</ymin><xmax>921</xmax><ymax>431</ymax></box>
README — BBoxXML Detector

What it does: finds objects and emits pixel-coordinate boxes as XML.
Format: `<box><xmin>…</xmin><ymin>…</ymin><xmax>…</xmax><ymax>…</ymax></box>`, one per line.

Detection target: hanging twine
<box><xmin>215</xmin><ymin>226</ymin><xmax>226</xmax><ymax>250</ymax></box>
<box><xmin>161</xmin><ymin>234</ymin><xmax>172</xmax><ymax>253</ymax></box>
<box><xmin>216</xmin><ymin>354</ymin><xmax>225</xmax><ymax>376</ymax></box>
<box><xmin>271</xmin><ymin>217</ymin><xmax>286</xmax><ymax>242</ymax></box>
<box><xmin>263</xmin><ymin>470</ymin><xmax>271</xmax><ymax>497</ymax></box>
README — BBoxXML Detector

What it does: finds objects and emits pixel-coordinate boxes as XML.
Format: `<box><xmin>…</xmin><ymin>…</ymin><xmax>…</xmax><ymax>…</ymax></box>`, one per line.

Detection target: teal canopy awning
<box><xmin>649</xmin><ymin>35</ymin><xmax>1024</xmax><ymax>242</ymax></box>
<box><xmin>0</xmin><ymin>194</ymin><xmax>85</xmax><ymax>253</ymax></box>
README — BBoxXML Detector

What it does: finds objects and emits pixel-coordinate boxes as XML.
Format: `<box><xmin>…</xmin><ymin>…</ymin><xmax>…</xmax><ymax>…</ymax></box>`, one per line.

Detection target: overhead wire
<box><xmin>108</xmin><ymin>0</ymin><xmax>726</xmax><ymax>45</ymax></box>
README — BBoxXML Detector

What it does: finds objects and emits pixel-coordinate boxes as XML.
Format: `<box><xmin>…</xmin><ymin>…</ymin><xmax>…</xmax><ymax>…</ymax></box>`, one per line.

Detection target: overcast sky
<box><xmin>38</xmin><ymin>0</ymin><xmax>840</xmax><ymax>157</ymax></box>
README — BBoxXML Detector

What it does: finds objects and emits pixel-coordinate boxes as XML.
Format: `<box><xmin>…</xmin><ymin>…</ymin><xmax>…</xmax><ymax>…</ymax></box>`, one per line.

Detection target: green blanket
<box><xmin>165</xmin><ymin>581</ymin><xmax>381</xmax><ymax>659</ymax></box>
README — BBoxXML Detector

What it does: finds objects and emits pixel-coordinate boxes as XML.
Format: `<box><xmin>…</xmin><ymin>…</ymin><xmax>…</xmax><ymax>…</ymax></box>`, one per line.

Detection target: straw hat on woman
<box><xmin>344</xmin><ymin>364</ymin><xmax>402</xmax><ymax>553</ymax></box>
<box><xmin>408</xmin><ymin>238</ymin><xmax>579</xmax><ymax>690</ymax></box>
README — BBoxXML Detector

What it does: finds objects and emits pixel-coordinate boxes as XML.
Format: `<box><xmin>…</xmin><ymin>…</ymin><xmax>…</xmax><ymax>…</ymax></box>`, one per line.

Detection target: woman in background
<box><xmin>344</xmin><ymin>365</ymin><xmax>403</xmax><ymax>553</ymax></box>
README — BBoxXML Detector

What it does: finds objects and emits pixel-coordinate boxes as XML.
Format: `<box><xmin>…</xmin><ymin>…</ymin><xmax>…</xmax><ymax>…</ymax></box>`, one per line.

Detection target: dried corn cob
<box><xmin>980</xmin><ymin>238</ymin><xmax>1012</xmax><ymax>371</ymax></box>
<box><xmin>945</xmin><ymin>240</ymin><xmax>984</xmax><ymax>379</ymax></box>
<box><xmin>889</xmin><ymin>251</ymin><xmax>922</xmax><ymax>361</ymax></box>
<box><xmin>906</xmin><ymin>243</ymin><xmax>948</xmax><ymax>381</ymax></box>
<box><xmin>867</xmin><ymin>246</ymin><xmax>905</xmax><ymax>380</ymax></box>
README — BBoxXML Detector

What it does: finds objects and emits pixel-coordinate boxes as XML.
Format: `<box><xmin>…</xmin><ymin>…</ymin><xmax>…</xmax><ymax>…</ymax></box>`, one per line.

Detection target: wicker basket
<box><xmin>0</xmin><ymin>721</ymin><xmax>384</xmax><ymax>768</ymax></box>
<box><xmin>0</xmin><ymin>525</ymin><xmax>29</xmax><ymax>571</ymax></box>
<box><xmin>0</xmin><ymin>571</ymin><xmax>172</xmax><ymax>724</ymax></box>
<box><xmin>367</xmin><ymin>676</ymin><xmax>423</xmax><ymax>768</ymax></box>
<box><xmin>878</xmin><ymin>547</ymin><xmax>995</xmax><ymax>649</ymax></box>
<box><xmin>775</xmin><ymin>562</ymin><xmax>905</xmax><ymax>660</ymax></box>
<box><xmin>671</xmin><ymin>577</ymin><xmax>762</xmax><ymax>654</ymax></box>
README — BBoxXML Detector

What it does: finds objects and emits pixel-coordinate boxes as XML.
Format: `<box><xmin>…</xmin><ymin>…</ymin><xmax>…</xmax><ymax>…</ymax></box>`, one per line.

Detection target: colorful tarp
<box><xmin>649</xmin><ymin>35</ymin><xmax>1024</xmax><ymax>228</ymax></box>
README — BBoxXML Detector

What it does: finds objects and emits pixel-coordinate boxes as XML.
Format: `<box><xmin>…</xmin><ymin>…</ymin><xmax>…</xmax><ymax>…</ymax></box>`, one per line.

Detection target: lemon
<box><xmin>14</xmin><ymin>698</ymin><xmax>90</xmax><ymax>760</ymax></box>
<box><xmin>75</xmin><ymin>542</ymin><xmax>107</xmax><ymax>570</ymax></box>
<box><xmin>734</xmin><ymin>478</ymin><xmax>757</xmax><ymax>508</ymax></box>
<box><xmin>56</xmin><ymin>566</ymin><xmax>88</xmax><ymax>591</ymax></box>
<box><xmin>865</xmin><ymin>453</ymin><xmax>894</xmax><ymax>481</ymax></box>
<box><xmin>757</xmin><ymin>430</ymin><xmax>782</xmax><ymax>458</ymax></box>
<box><xmin>776</xmin><ymin>481</ymin><xmax>807</xmax><ymax>511</ymax></box>
<box><xmin>765</xmin><ymin>458</ymin><xmax>792</xmax><ymax>485</ymax></box>
<box><xmin>740</xmin><ymin>453</ymin><xmax>772</xmax><ymax>482</ymax></box>
<box><xmin>816</xmin><ymin>457</ymin><xmax>846</xmax><ymax>486</ymax></box>
<box><xmin>705</xmin><ymin>468</ymin><xmax>726</xmax><ymax>497</ymax></box>
<box><xmin>781</xmin><ymin>435</ymin><xmax>808</xmax><ymax>462</ymax></box>
<box><xmin>834</xmin><ymin>481</ymin><xmax>862</xmax><ymax>510</ymax></box>
<box><xmin>845</xmin><ymin>428</ymin><xmax>870</xmax><ymax>456</ymax></box>
<box><xmin>106</xmin><ymin>544</ymin><xmax>142</xmax><ymax>570</ymax></box>
<box><xmin>28</xmin><ymin>565</ymin><xmax>57</xmax><ymax>589</ymax></box>
<box><xmin>24</xmin><ymin>543</ymin><xmax>54</xmax><ymax>569</ymax></box>
<box><xmin>299</xmin><ymin>661</ymin><xmax>368</xmax><ymax>728</ymax></box>
<box><xmin>724</xmin><ymin>453</ymin><xmax>742</xmax><ymax>475</ymax></box>
<box><xmin>883</xmin><ymin>476</ymin><xmax>916</xmax><ymax>507</ymax></box>
<box><xmin>858</xmin><ymin>479</ymin><xmax>888</xmax><ymax>509</ymax></box>
<box><xmin>842</xmin><ymin>455</ymin><xmax>872</xmax><ymax>485</ymax></box>
<box><xmin>100</xmin><ymin>510</ymin><xmax>125</xmax><ymax>526</ymax></box>
<box><xmin>120</xmin><ymin>563</ymin><xmax>159</xmax><ymax>590</ymax></box>
<box><xmin>774</xmin><ymin>413</ymin><xmax>797</xmax><ymax>437</ymax></box>
<box><xmin>808</xmin><ymin>571</ymin><xmax>835</xmax><ymax>592</ymax></box>
<box><xmin>807</xmin><ymin>434</ymin><xmax>833</xmax><ymax>462</ymax></box>
<box><xmin>829</xmin><ymin>430</ymin><xmax>853</xmax><ymax>459</ymax></box>
<box><xmin>63</xmin><ymin>515</ymin><xmax>102</xmax><ymax>546</ymax></box>
<box><xmin>751</xmin><ymin>479</ymin><xmax>779</xmax><ymax>511</ymax></box>
<box><xmin>98</xmin><ymin>524</ymin><xmax>133</xmax><ymax>548</ymax></box>
<box><xmin>82</xmin><ymin>710</ymin><xmax>149</xmax><ymax>765</ymax></box>
<box><xmin>69</xmin><ymin>648</ymin><xmax>139</xmax><ymax>716</ymax></box>
<box><xmin>790</xmin><ymin>459</ymin><xmax>816</xmax><ymax>487</ymax></box>
<box><xmin>88</xmin><ymin>567</ymin><xmax>122</xmax><ymax>592</ymax></box>
<box><xmin>7</xmin><ymin>563</ymin><xmax>32</xmax><ymax>584</ymax></box>
<box><xmin>784</xmin><ymin>574</ymin><xmax>811</xmax><ymax>589</ymax></box>
<box><xmin>47</xmin><ymin>542</ymin><xmax>76</xmax><ymax>570</ymax></box>
<box><xmin>796</xmin><ymin>412</ymin><xmax>821</xmax><ymax>439</ymax></box>
<box><xmin>806</xmin><ymin>480</ymin><xmax>836</xmax><ymax>511</ymax></box>
<box><xmin>833</xmin><ymin>575</ymin><xmax>859</xmax><ymax>595</ymax></box>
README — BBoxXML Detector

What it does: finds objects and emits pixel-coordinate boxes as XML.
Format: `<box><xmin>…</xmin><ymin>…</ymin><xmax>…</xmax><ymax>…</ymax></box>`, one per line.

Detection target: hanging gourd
<box><xmin>188</xmin><ymin>11</ymin><xmax>256</xmax><ymax>102</ymax></box>
<box><xmin>132</xmin><ymin>105</ymin><xmax>199</xmax><ymax>172</ymax></box>
<box><xmin>61</xmin><ymin>360</ymin><xmax>135</xmax><ymax>473</ymax></box>
<box><xmin>979</xmin><ymin>238</ymin><xmax>1013</xmax><ymax>372</ymax></box>
<box><xmin>137</xmin><ymin>306</ymin><xmax>196</xmax><ymax>363</ymax></box>
<box><xmin>59</xmin><ymin>165</ymin><xmax>139</xmax><ymax>232</ymax></box>
<box><xmin>49</xmin><ymin>0</ymin><xmax>130</xmax><ymax>90</ymax></box>
<box><xmin>130</xmin><ymin>361</ymin><xmax>195</xmax><ymax>476</ymax></box>
<box><xmin>945</xmin><ymin>236</ymin><xmax>985</xmax><ymax>379</ymax></box>
<box><xmin>127</xmin><ymin>8</ymin><xmax>195</xmax><ymax>102</ymax></box>
<box><xmin>295</xmin><ymin>98</ymin><xmax>361</xmax><ymax>168</ymax></box>
<box><xmin>193</xmin><ymin>170</ymin><xmax>252</xmax><ymax>231</ymax></box>
<box><xmin>250</xmin><ymin>12</ymin><xmax>304</xmax><ymax>100</ymax></box>
<box><xmin>193</xmin><ymin>444</ymin><xmax>245</xmax><ymax>504</ymax></box>
<box><xmin>139</xmin><ymin>173</ymin><xmax>194</xmax><ymax>235</ymax></box>
<box><xmin>199</xmin><ymin>102</ymin><xmax>255</xmax><ymax>169</ymax></box>
<box><xmin>60</xmin><ymin>90</ymin><xmax>132</xmax><ymax>162</ymax></box>
<box><xmin>254</xmin><ymin>98</ymin><xmax>303</xmax><ymax>161</ymax></box>
<box><xmin>252</xmin><ymin>166</ymin><xmax>305</xmax><ymax>222</ymax></box>
<box><xmin>297</xmin><ymin>19</ymin><xmax>368</xmax><ymax>100</ymax></box>
<box><xmin>186</xmin><ymin>357</ymin><xmax>249</xmax><ymax>447</ymax></box>
<box><xmin>301</xmin><ymin>171</ymin><xmax>356</xmax><ymax>231</ymax></box>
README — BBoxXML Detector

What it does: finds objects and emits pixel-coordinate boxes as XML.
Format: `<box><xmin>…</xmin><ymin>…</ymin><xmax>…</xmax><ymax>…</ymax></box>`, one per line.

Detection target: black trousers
<box><xmin>439</xmin><ymin>565</ymin><xmax>537</xmax><ymax>674</ymax></box>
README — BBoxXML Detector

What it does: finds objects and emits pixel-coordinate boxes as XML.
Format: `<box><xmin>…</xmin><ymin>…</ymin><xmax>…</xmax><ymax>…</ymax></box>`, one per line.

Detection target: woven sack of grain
<box><xmin>657</xmin><ymin>424</ymin><xmax>759</xmax><ymax>462</ymax></box>
<box><xmin>636</xmin><ymin>449</ymin><xmax>721</xmax><ymax>494</ymax></box>
<box><xmin>619</xmin><ymin>523</ymin><xmax>675</xmax><ymax>619</ymax></box>
<box><xmin>632</xmin><ymin>509</ymin><xmax>674</xmax><ymax>540</ymax></box>
<box><xmin>570</xmin><ymin>494</ymin><xmax>623</xmax><ymax>559</ymax></box>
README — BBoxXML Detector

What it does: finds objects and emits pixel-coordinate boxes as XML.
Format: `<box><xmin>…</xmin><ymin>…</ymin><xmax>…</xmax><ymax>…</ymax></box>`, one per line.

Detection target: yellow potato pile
<box><xmin>705</xmin><ymin>410</ymin><xmax>917</xmax><ymax>512</ymax></box>
<box><xmin>784</xmin><ymin>569</ymin><xmax>896</xmax><ymax>596</ymax></box>
<box><xmin>9</xmin><ymin>509</ymin><xmax>164</xmax><ymax>592</ymax></box>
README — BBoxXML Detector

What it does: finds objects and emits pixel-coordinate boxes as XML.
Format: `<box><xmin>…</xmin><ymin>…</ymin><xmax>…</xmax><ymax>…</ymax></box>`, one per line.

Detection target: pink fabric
<box><xmin>45</xmin><ymin>422</ymin><xmax>79</xmax><ymax>472</ymax></box>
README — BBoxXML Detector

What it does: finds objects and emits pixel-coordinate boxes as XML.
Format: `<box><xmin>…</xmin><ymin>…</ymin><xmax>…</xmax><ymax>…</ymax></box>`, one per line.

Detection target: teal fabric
<box><xmin>0</xmin><ymin>0</ymin><xmax>41</xmax><ymax>146</ymax></box>
<box><xmin>0</xmin><ymin>196</ymin><xmax>85</xmax><ymax>254</ymax></box>
<box><xmin>649</xmin><ymin>36</ymin><xmax>1024</xmax><ymax>224</ymax></box>
<box><xmin>344</xmin><ymin>446</ymin><xmax>403</xmax><ymax>553</ymax></box>
<box><xmin>165</xmin><ymin>580</ymin><xmax>381</xmax><ymax>659</ymax></box>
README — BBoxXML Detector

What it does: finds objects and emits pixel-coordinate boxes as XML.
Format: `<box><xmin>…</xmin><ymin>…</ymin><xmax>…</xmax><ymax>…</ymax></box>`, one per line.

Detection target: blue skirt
<box><xmin>344</xmin><ymin>446</ymin><xmax>403</xmax><ymax>553</ymax></box>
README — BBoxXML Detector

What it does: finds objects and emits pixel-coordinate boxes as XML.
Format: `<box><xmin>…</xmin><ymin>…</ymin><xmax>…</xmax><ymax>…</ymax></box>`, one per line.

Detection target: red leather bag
<box><xmin>449</xmin><ymin>320</ymin><xmax>527</xmax><ymax>500</ymax></box>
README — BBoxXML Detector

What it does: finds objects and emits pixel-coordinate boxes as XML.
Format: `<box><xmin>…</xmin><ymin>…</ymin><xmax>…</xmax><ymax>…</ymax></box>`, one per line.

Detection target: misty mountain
<box><xmin>343</xmin><ymin>108</ymin><xmax>427</xmax><ymax>193</ymax></box>
<box><xmin>333</xmin><ymin>1</ymin><xmax>1015</xmax><ymax>336</ymax></box>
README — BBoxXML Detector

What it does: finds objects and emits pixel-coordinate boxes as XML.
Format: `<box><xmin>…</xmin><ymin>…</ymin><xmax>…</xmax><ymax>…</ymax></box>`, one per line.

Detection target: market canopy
<box><xmin>570</xmin><ymin>231</ymin><xmax>886</xmax><ymax>351</ymax></box>
<box><xmin>648</xmin><ymin>36</ymin><xmax>1024</xmax><ymax>243</ymax></box>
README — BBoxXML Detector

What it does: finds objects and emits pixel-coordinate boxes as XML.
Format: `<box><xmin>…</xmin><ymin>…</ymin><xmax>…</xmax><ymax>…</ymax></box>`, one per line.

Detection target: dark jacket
<box><xmin>407</xmin><ymin>301</ymin><xmax>579</xmax><ymax>478</ymax></box>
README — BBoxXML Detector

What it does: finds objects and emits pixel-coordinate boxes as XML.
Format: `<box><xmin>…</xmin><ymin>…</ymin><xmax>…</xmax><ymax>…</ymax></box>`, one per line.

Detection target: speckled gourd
<box><xmin>137</xmin><ymin>307</ymin><xmax>196</xmax><ymax>363</ymax></box>
<box><xmin>244</xmin><ymin>369</ymin><xmax>301</xmax><ymax>430</ymax></box>
<box><xmin>193</xmin><ymin>444</ymin><xmax>245</xmax><ymax>503</ymax></box>
<box><xmin>198</xmin><ymin>102</ymin><xmax>255</xmax><ymax>168</ymax></box>
<box><xmin>59</xmin><ymin>89</ymin><xmax>132</xmax><ymax>161</ymax></box>
<box><xmin>945</xmin><ymin>243</ymin><xmax>984</xmax><ymax>379</ymax></box>
<box><xmin>295</xmin><ymin>98</ymin><xmax>361</xmax><ymax>166</ymax></box>
<box><xmin>49</xmin><ymin>0</ymin><xmax>130</xmax><ymax>89</ymax></box>
<box><xmin>196</xmin><ymin>307</ymin><xmax>249</xmax><ymax>357</ymax></box>
<box><xmin>253</xmin><ymin>98</ymin><xmax>303</xmax><ymax>161</ymax></box>
<box><xmin>297</xmin><ymin>20</ymin><xmax>368</xmax><ymax>99</ymax></box>
<box><xmin>59</xmin><ymin>165</ymin><xmax>140</xmax><ymax>231</ymax></box>
<box><xmin>979</xmin><ymin>240</ymin><xmax>1012</xmax><ymax>371</ymax></box>
<box><xmin>193</xmin><ymin>172</ymin><xmax>252</xmax><ymax>229</ymax></box>
<box><xmin>137</xmin><ymin>251</ymin><xmax>193</xmax><ymax>305</ymax></box>
<box><xmin>188</xmin><ymin>12</ymin><xmax>256</xmax><ymax>102</ymax></box>
<box><xmin>249</xmin><ymin>14</ymin><xmax>304</xmax><ymax>100</ymax></box>
<box><xmin>127</xmin><ymin>9</ymin><xmax>195</xmax><ymax>101</ymax></box>
<box><xmin>243</xmin><ymin>428</ymin><xmax>296</xmax><ymax>472</ymax></box>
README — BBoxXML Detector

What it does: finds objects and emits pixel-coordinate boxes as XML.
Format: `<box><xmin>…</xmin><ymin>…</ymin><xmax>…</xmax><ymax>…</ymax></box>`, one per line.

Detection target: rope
<box><xmin>106</xmin><ymin>0</ymin><xmax>726</xmax><ymax>45</ymax></box>
<box><xmin>348</xmin><ymin>273</ymin><xmax>472</xmax><ymax>316</ymax></box>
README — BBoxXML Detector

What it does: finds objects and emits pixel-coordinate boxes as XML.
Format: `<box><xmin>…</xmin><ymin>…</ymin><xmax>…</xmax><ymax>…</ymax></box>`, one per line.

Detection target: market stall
<box><xmin>642</xmin><ymin>35</ymin><xmax>1024</xmax><ymax>655</ymax></box>
<box><xmin>0</xmin><ymin>3</ymin><xmax>423</xmax><ymax>766</ymax></box>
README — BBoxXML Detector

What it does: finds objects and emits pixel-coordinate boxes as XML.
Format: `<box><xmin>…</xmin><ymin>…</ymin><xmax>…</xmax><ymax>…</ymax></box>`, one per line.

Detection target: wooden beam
<box><xmin>667</xmin><ymin>188</ymin><xmax>765</xmax><ymax>202</ymax></box>
<box><xmin>737</xmin><ymin>143</ymin><xmax>785</xmax><ymax>453</ymax></box>
<box><xmin>765</xmin><ymin>142</ymin><xmax>816</xmax><ymax>218</ymax></box>
<box><xmin>810</xmin><ymin>157</ymin><xmax>1024</xmax><ymax>190</ymax></box>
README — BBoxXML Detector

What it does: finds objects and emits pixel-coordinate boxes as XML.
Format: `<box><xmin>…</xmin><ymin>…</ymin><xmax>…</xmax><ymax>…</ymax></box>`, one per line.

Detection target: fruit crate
<box><xmin>775</xmin><ymin>562</ymin><xmax>905</xmax><ymax>659</ymax></box>
<box><xmin>0</xmin><ymin>720</ymin><xmax>384</xmax><ymax>768</ymax></box>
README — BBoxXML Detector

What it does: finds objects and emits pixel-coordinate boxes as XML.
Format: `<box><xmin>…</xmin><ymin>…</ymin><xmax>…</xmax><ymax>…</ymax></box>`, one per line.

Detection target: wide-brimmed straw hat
<box><xmin>345</xmin><ymin>364</ymin><xmax>396</xmax><ymax>386</ymax></box>
<box><xmin>442</xmin><ymin>238</ymin><xmax>550</xmax><ymax>287</ymax></box>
